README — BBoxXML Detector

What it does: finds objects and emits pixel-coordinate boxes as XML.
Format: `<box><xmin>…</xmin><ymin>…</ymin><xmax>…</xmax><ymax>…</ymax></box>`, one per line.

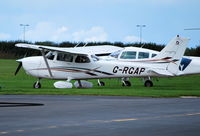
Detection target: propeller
<box><xmin>15</xmin><ymin>62</ymin><xmax>22</xmax><ymax>76</ymax></box>
<box><xmin>14</xmin><ymin>49</ymin><xmax>28</xmax><ymax>76</ymax></box>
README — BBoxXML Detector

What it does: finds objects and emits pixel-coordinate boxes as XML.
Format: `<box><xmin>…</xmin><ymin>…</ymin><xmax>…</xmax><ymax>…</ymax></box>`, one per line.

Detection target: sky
<box><xmin>0</xmin><ymin>0</ymin><xmax>200</xmax><ymax>47</ymax></box>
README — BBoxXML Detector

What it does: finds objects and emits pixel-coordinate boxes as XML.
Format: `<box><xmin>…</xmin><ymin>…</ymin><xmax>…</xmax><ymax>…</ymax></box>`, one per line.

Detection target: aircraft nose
<box><xmin>18</xmin><ymin>56</ymin><xmax>42</xmax><ymax>76</ymax></box>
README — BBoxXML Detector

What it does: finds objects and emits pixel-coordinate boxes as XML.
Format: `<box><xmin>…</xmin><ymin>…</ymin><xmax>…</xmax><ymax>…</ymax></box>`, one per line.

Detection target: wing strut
<box><xmin>41</xmin><ymin>49</ymin><xmax>53</xmax><ymax>78</ymax></box>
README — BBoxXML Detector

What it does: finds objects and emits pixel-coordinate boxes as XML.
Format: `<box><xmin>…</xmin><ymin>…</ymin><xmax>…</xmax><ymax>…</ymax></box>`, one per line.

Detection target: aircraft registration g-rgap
<box><xmin>15</xmin><ymin>35</ymin><xmax>197</xmax><ymax>89</ymax></box>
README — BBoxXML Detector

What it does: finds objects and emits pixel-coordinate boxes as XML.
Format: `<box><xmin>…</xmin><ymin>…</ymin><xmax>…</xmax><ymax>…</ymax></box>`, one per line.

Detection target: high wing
<box><xmin>15</xmin><ymin>43</ymin><xmax>123</xmax><ymax>55</ymax></box>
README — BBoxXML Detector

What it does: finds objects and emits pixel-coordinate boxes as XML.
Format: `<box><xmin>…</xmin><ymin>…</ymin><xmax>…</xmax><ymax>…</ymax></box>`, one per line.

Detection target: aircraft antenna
<box><xmin>74</xmin><ymin>43</ymin><xmax>80</xmax><ymax>48</ymax></box>
<box><xmin>140</xmin><ymin>43</ymin><xmax>145</xmax><ymax>48</ymax></box>
<box><xmin>83</xmin><ymin>43</ymin><xmax>88</xmax><ymax>47</ymax></box>
<box><xmin>184</xmin><ymin>28</ymin><xmax>200</xmax><ymax>30</ymax></box>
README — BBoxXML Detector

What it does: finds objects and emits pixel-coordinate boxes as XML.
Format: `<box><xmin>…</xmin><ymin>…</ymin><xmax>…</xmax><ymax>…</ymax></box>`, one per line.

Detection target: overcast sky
<box><xmin>0</xmin><ymin>0</ymin><xmax>200</xmax><ymax>47</ymax></box>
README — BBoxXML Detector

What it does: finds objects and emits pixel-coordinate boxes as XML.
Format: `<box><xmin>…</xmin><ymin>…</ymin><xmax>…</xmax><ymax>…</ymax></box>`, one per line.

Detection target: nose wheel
<box><xmin>122</xmin><ymin>80</ymin><xmax>131</xmax><ymax>86</ymax></box>
<box><xmin>33</xmin><ymin>80</ymin><xmax>41</xmax><ymax>89</ymax></box>
<box><xmin>97</xmin><ymin>79</ymin><xmax>105</xmax><ymax>86</ymax></box>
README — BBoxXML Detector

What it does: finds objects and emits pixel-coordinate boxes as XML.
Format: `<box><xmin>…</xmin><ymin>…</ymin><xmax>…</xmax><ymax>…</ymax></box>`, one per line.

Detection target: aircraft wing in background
<box><xmin>15</xmin><ymin>43</ymin><xmax>123</xmax><ymax>56</ymax></box>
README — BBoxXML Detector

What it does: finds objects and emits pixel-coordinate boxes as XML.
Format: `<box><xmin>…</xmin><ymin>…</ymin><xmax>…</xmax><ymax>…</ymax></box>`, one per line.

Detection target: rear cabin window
<box><xmin>75</xmin><ymin>55</ymin><xmax>90</xmax><ymax>63</ymax></box>
<box><xmin>120</xmin><ymin>51</ymin><xmax>136</xmax><ymax>59</ymax></box>
<box><xmin>57</xmin><ymin>53</ymin><xmax>73</xmax><ymax>62</ymax></box>
<box><xmin>138</xmin><ymin>52</ymin><xmax>149</xmax><ymax>59</ymax></box>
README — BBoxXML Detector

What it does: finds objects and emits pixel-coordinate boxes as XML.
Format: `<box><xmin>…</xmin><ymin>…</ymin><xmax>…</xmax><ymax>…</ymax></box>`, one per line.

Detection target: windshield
<box><xmin>46</xmin><ymin>51</ymin><xmax>55</xmax><ymax>60</ymax></box>
<box><xmin>91</xmin><ymin>55</ymin><xmax>99</xmax><ymax>61</ymax></box>
<box><xmin>109</xmin><ymin>50</ymin><xmax>121</xmax><ymax>58</ymax></box>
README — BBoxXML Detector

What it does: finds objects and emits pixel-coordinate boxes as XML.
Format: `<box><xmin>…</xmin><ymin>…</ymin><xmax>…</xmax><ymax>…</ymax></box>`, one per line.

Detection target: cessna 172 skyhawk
<box><xmin>15</xmin><ymin>35</ymin><xmax>189</xmax><ymax>88</ymax></box>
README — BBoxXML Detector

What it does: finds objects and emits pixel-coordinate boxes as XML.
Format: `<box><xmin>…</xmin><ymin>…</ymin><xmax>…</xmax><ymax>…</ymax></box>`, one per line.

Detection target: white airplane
<box><xmin>104</xmin><ymin>42</ymin><xmax>200</xmax><ymax>77</ymax></box>
<box><xmin>15</xmin><ymin>35</ymin><xmax>189</xmax><ymax>88</ymax></box>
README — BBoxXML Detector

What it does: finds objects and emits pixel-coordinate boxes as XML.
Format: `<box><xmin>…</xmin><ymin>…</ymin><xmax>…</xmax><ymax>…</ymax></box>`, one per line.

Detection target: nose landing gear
<box><xmin>122</xmin><ymin>78</ymin><xmax>131</xmax><ymax>87</ymax></box>
<box><xmin>97</xmin><ymin>79</ymin><xmax>105</xmax><ymax>86</ymax></box>
<box><xmin>33</xmin><ymin>81</ymin><xmax>41</xmax><ymax>88</ymax></box>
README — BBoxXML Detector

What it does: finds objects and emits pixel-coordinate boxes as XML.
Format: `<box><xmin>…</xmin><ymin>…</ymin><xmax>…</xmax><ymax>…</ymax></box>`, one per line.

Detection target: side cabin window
<box><xmin>120</xmin><ymin>51</ymin><xmax>136</xmax><ymax>59</ymax></box>
<box><xmin>75</xmin><ymin>55</ymin><xmax>90</xmax><ymax>63</ymax></box>
<box><xmin>57</xmin><ymin>53</ymin><xmax>73</xmax><ymax>62</ymax></box>
<box><xmin>138</xmin><ymin>52</ymin><xmax>149</xmax><ymax>59</ymax></box>
<box><xmin>151</xmin><ymin>53</ymin><xmax>157</xmax><ymax>58</ymax></box>
<box><xmin>46</xmin><ymin>51</ymin><xmax>55</xmax><ymax>60</ymax></box>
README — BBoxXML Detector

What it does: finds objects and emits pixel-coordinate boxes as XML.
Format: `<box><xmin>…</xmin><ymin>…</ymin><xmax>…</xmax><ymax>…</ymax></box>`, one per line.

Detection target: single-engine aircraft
<box><xmin>15</xmin><ymin>35</ymin><xmax>189</xmax><ymax>88</ymax></box>
<box><xmin>102</xmin><ymin>39</ymin><xmax>200</xmax><ymax>87</ymax></box>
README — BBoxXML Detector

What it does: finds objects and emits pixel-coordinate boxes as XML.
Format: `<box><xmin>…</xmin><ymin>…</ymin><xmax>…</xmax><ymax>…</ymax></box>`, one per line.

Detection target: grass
<box><xmin>0</xmin><ymin>59</ymin><xmax>200</xmax><ymax>97</ymax></box>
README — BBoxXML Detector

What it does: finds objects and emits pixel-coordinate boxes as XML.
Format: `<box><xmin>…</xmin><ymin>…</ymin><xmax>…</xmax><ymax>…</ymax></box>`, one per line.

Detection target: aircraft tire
<box><xmin>122</xmin><ymin>81</ymin><xmax>131</xmax><ymax>87</ymax></box>
<box><xmin>144</xmin><ymin>80</ymin><xmax>153</xmax><ymax>87</ymax></box>
<box><xmin>33</xmin><ymin>82</ymin><xmax>41</xmax><ymax>89</ymax></box>
<box><xmin>98</xmin><ymin>81</ymin><xmax>105</xmax><ymax>86</ymax></box>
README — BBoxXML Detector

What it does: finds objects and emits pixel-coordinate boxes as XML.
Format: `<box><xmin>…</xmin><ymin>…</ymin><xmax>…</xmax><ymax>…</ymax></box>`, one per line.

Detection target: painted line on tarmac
<box><xmin>111</xmin><ymin>118</ymin><xmax>138</xmax><ymax>122</ymax></box>
<box><xmin>1</xmin><ymin>112</ymin><xmax>200</xmax><ymax>135</ymax></box>
<box><xmin>0</xmin><ymin>132</ymin><xmax>8</xmax><ymax>135</ymax></box>
<box><xmin>90</xmin><ymin>112</ymin><xmax>200</xmax><ymax>123</ymax></box>
<box><xmin>180</xmin><ymin>96</ymin><xmax>200</xmax><ymax>98</ymax></box>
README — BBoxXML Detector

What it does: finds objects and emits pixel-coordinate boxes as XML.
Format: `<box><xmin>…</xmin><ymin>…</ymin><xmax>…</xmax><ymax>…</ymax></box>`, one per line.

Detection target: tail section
<box><xmin>154</xmin><ymin>35</ymin><xmax>189</xmax><ymax>75</ymax></box>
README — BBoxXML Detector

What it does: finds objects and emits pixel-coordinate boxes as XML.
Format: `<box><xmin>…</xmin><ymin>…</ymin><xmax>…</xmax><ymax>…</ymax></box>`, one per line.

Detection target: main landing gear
<box><xmin>143</xmin><ymin>77</ymin><xmax>153</xmax><ymax>87</ymax></box>
<box><xmin>33</xmin><ymin>79</ymin><xmax>41</xmax><ymax>88</ymax></box>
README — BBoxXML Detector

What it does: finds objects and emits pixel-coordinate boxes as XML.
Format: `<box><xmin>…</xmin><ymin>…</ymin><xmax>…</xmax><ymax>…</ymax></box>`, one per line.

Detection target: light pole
<box><xmin>136</xmin><ymin>25</ymin><xmax>146</xmax><ymax>44</ymax></box>
<box><xmin>20</xmin><ymin>24</ymin><xmax>29</xmax><ymax>42</ymax></box>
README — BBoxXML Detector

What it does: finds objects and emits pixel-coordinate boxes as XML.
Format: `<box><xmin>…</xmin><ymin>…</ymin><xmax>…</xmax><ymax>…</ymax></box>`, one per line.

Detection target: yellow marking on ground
<box><xmin>111</xmin><ymin>118</ymin><xmax>138</xmax><ymax>122</ymax></box>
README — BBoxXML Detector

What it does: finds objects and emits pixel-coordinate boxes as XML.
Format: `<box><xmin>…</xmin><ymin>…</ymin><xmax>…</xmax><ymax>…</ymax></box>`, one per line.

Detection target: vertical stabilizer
<box><xmin>154</xmin><ymin>35</ymin><xmax>189</xmax><ymax>75</ymax></box>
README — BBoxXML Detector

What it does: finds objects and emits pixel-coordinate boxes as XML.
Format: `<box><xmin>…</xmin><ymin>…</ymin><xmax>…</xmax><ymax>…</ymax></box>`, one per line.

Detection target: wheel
<box><xmin>33</xmin><ymin>82</ymin><xmax>41</xmax><ymax>88</ymax></box>
<box><xmin>98</xmin><ymin>81</ymin><xmax>105</xmax><ymax>86</ymax></box>
<box><xmin>122</xmin><ymin>81</ymin><xmax>131</xmax><ymax>87</ymax></box>
<box><xmin>144</xmin><ymin>80</ymin><xmax>153</xmax><ymax>87</ymax></box>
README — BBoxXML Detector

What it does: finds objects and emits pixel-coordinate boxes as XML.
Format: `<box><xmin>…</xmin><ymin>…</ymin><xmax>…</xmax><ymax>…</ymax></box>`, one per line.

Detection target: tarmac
<box><xmin>0</xmin><ymin>95</ymin><xmax>200</xmax><ymax>136</ymax></box>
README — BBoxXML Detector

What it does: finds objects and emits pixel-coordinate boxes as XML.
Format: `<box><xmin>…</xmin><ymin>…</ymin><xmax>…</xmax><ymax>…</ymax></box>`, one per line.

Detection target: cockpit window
<box><xmin>151</xmin><ymin>53</ymin><xmax>157</xmax><ymax>58</ymax></box>
<box><xmin>120</xmin><ymin>51</ymin><xmax>136</xmax><ymax>59</ymax></box>
<box><xmin>109</xmin><ymin>50</ymin><xmax>121</xmax><ymax>58</ymax></box>
<box><xmin>57</xmin><ymin>53</ymin><xmax>73</xmax><ymax>62</ymax></box>
<box><xmin>138</xmin><ymin>52</ymin><xmax>149</xmax><ymax>59</ymax></box>
<box><xmin>91</xmin><ymin>55</ymin><xmax>99</xmax><ymax>61</ymax></box>
<box><xmin>46</xmin><ymin>51</ymin><xmax>55</xmax><ymax>60</ymax></box>
<box><xmin>75</xmin><ymin>55</ymin><xmax>90</xmax><ymax>63</ymax></box>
